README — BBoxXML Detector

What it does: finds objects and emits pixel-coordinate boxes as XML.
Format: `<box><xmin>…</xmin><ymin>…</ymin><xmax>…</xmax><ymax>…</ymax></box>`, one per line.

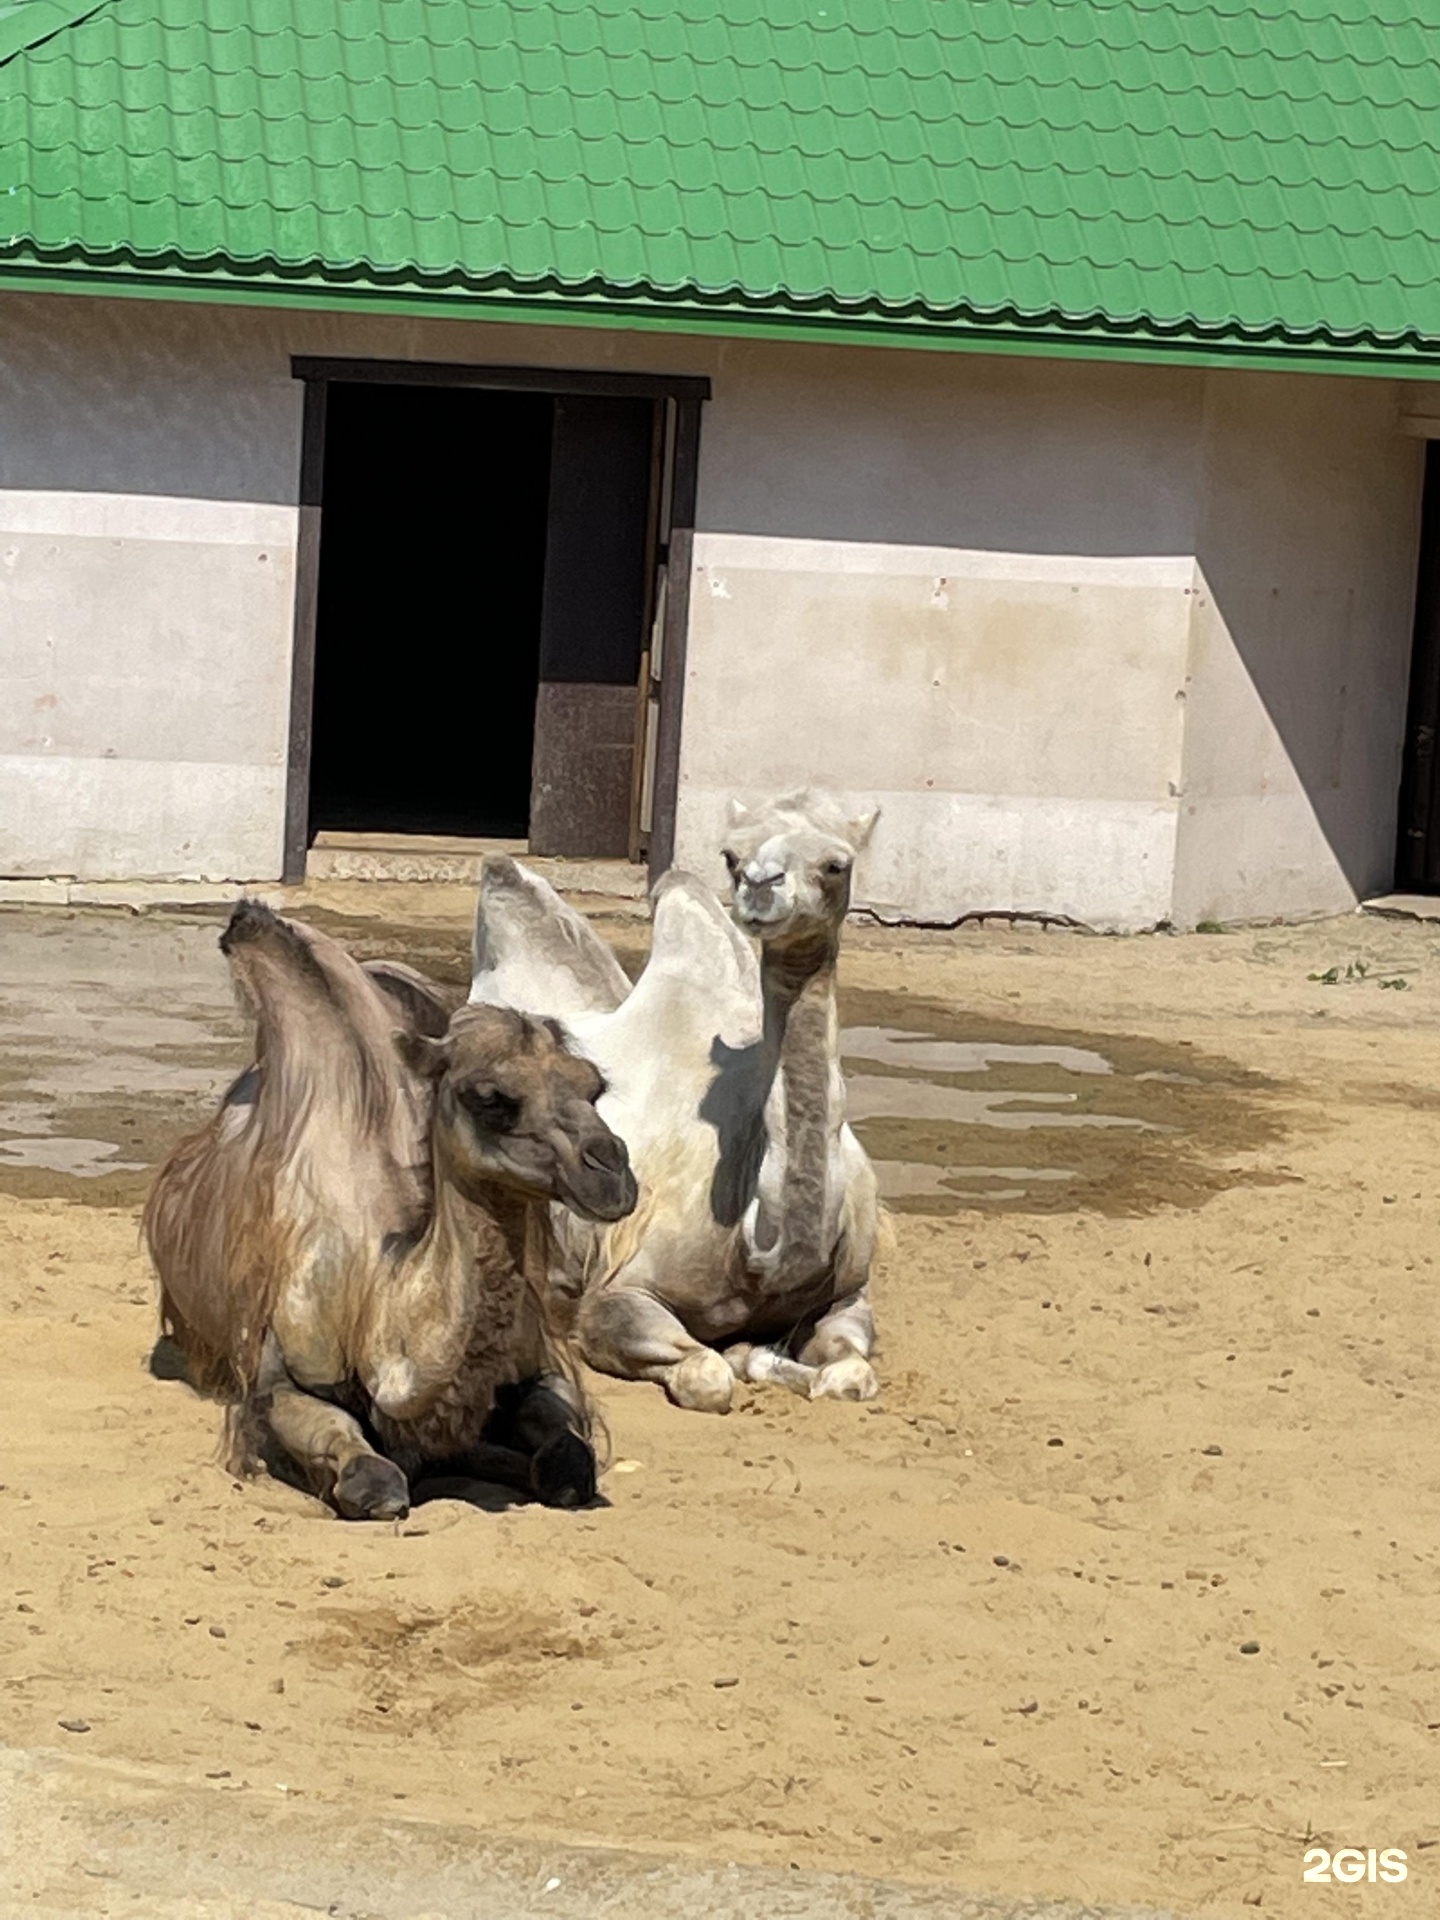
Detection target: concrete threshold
<box><xmin>0</xmin><ymin>1744</ymin><xmax>1181</xmax><ymax>1920</ymax></box>
<box><xmin>0</xmin><ymin>877</ymin><xmax>286</xmax><ymax>910</ymax></box>
<box><xmin>1361</xmin><ymin>892</ymin><xmax>1440</xmax><ymax>922</ymax></box>
<box><xmin>0</xmin><ymin>850</ymin><xmax>651</xmax><ymax>920</ymax></box>
<box><xmin>314</xmin><ymin>830</ymin><xmax>531</xmax><ymax>857</ymax></box>
<box><xmin>308</xmin><ymin>830</ymin><xmax>649</xmax><ymax>897</ymax></box>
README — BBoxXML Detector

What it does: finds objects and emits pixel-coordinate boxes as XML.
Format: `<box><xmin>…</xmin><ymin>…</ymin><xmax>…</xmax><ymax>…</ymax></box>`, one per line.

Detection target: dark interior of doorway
<box><xmin>308</xmin><ymin>382</ymin><xmax>553</xmax><ymax>840</ymax></box>
<box><xmin>1396</xmin><ymin>440</ymin><xmax>1440</xmax><ymax>889</ymax></box>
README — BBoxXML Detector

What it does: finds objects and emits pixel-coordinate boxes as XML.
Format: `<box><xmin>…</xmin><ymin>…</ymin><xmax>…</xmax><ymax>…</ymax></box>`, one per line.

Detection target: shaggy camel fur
<box><xmin>145</xmin><ymin>901</ymin><xmax>636</xmax><ymax>1519</ymax></box>
<box><xmin>469</xmin><ymin>789</ymin><xmax>882</xmax><ymax>1415</ymax></box>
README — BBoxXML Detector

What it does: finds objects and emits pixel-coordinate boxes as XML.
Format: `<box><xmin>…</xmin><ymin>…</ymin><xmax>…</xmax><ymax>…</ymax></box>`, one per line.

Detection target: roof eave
<box><xmin>1</xmin><ymin>257</ymin><xmax>1437</xmax><ymax>384</ymax></box>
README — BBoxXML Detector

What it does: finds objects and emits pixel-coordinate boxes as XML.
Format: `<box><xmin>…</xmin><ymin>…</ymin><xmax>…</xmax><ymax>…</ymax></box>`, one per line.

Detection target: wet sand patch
<box><xmin>838</xmin><ymin>986</ymin><xmax>1290</xmax><ymax>1216</ymax></box>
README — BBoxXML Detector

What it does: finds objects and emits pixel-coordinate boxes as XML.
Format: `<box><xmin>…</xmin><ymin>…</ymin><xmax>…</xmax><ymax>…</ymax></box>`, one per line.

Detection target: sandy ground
<box><xmin>2</xmin><ymin>894</ymin><xmax>1439</xmax><ymax>1919</ymax></box>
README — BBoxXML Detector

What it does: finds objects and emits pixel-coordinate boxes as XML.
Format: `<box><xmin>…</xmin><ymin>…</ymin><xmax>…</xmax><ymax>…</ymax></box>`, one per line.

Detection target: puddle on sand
<box><xmin>0</xmin><ymin>909</ymin><xmax>252</xmax><ymax>1204</ymax></box>
<box><xmin>0</xmin><ymin>905</ymin><xmax>481</xmax><ymax>1206</ymax></box>
<box><xmin>0</xmin><ymin>904</ymin><xmax>480</xmax><ymax>1206</ymax></box>
<box><xmin>0</xmin><ymin>1135</ymin><xmax>148</xmax><ymax>1178</ymax></box>
<box><xmin>0</xmin><ymin>906</ymin><xmax>1284</xmax><ymax>1223</ymax></box>
<box><xmin>839</xmin><ymin>987</ymin><xmax>1284</xmax><ymax>1217</ymax></box>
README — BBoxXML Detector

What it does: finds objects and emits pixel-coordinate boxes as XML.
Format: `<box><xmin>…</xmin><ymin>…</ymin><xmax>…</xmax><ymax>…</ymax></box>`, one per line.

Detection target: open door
<box><xmin>528</xmin><ymin>395</ymin><xmax>661</xmax><ymax>858</ymax></box>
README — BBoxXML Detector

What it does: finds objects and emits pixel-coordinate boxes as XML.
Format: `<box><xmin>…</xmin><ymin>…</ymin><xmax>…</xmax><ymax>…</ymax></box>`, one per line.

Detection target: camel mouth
<box><xmin>563</xmin><ymin>1166</ymin><xmax>638</xmax><ymax>1224</ymax></box>
<box><xmin>732</xmin><ymin>900</ymin><xmax>793</xmax><ymax>934</ymax></box>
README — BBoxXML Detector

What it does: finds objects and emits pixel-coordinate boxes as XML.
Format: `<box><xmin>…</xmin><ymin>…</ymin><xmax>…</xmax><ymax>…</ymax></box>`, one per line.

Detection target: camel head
<box><xmin>406</xmin><ymin>1004</ymin><xmax>638</xmax><ymax>1224</ymax></box>
<box><xmin>721</xmin><ymin>788</ymin><xmax>879</xmax><ymax>947</ymax></box>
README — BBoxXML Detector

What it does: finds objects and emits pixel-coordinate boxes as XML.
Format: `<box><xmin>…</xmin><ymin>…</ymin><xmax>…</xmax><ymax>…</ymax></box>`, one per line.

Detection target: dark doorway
<box><xmin>286</xmin><ymin>358</ymin><xmax>710</xmax><ymax>882</ymax></box>
<box><xmin>308</xmin><ymin>382</ymin><xmax>553</xmax><ymax>839</ymax></box>
<box><xmin>1396</xmin><ymin>441</ymin><xmax>1440</xmax><ymax>888</ymax></box>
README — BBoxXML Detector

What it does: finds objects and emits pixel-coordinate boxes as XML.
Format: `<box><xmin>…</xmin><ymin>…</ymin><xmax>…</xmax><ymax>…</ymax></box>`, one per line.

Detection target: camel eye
<box><xmin>822</xmin><ymin>857</ymin><xmax>850</xmax><ymax>877</ymax></box>
<box><xmin>722</xmin><ymin>849</ymin><xmax>740</xmax><ymax>876</ymax></box>
<box><xmin>457</xmin><ymin>1084</ymin><xmax>520</xmax><ymax>1133</ymax></box>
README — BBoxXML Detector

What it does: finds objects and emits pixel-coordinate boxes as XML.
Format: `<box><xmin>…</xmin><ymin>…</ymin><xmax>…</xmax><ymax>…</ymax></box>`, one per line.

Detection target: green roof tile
<box><xmin>0</xmin><ymin>0</ymin><xmax>1438</xmax><ymax>366</ymax></box>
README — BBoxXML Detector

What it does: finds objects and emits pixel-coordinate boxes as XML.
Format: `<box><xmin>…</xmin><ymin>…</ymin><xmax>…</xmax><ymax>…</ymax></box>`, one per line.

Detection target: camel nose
<box><xmin>580</xmin><ymin>1129</ymin><xmax>629</xmax><ymax>1176</ymax></box>
<box><xmin>742</xmin><ymin>862</ymin><xmax>785</xmax><ymax>891</ymax></box>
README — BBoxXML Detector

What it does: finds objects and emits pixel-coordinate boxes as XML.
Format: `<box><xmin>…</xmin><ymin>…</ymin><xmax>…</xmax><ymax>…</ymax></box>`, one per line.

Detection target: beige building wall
<box><xmin>678</xmin><ymin>537</ymin><xmax>1193</xmax><ymax>927</ymax></box>
<box><xmin>0</xmin><ymin>290</ymin><xmax>1425</xmax><ymax>923</ymax></box>
<box><xmin>1172</xmin><ymin>375</ymin><xmax>1424</xmax><ymax>926</ymax></box>
<box><xmin>0</xmin><ymin>296</ymin><xmax>308</xmax><ymax>880</ymax></box>
<box><xmin>675</xmin><ymin>344</ymin><xmax>1424</xmax><ymax>928</ymax></box>
<box><xmin>0</xmin><ymin>489</ymin><xmax>295</xmax><ymax>879</ymax></box>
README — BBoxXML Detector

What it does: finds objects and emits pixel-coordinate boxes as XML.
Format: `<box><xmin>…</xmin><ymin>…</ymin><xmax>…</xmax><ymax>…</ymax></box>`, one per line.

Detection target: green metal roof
<box><xmin>1</xmin><ymin>0</ymin><xmax>1439</xmax><ymax>372</ymax></box>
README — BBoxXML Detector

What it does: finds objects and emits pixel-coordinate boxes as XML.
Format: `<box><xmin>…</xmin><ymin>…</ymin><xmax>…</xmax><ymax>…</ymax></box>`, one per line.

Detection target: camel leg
<box><xmin>485</xmin><ymin>1373</ymin><xmax>598</xmax><ymax>1508</ymax></box>
<box><xmin>578</xmin><ymin>1285</ymin><xmax>734</xmax><ymax>1414</ymax></box>
<box><xmin>796</xmin><ymin>1287</ymin><xmax>879</xmax><ymax>1402</ymax></box>
<box><xmin>261</xmin><ymin>1356</ymin><xmax>410</xmax><ymax>1520</ymax></box>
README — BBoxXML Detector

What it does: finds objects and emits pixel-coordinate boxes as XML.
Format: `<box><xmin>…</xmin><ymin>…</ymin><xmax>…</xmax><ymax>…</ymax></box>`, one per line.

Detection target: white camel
<box><xmin>470</xmin><ymin>789</ymin><xmax>882</xmax><ymax>1413</ymax></box>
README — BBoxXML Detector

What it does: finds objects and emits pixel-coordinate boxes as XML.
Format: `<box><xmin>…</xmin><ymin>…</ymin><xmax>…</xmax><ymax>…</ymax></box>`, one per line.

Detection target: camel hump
<box><xmin>220</xmin><ymin>896</ymin><xmax>294</xmax><ymax>956</ymax></box>
<box><xmin>646</xmin><ymin>870</ymin><xmax>759</xmax><ymax>997</ymax></box>
<box><xmin>218</xmin><ymin>898</ymin><xmax>422</xmax><ymax>1138</ymax></box>
<box><xmin>220</xmin><ymin>897</ymin><xmax>344</xmax><ymax>1005</ymax></box>
<box><xmin>470</xmin><ymin>854</ymin><xmax>630</xmax><ymax>1020</ymax></box>
<box><xmin>220</xmin><ymin>898</ymin><xmax>373</xmax><ymax>1015</ymax></box>
<box><xmin>363</xmin><ymin>960</ymin><xmax>457</xmax><ymax>1039</ymax></box>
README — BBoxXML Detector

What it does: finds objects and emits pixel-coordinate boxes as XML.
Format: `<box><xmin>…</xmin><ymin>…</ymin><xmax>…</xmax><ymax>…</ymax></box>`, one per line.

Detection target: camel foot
<box><xmin>729</xmin><ymin>1344</ymin><xmax>817</xmax><ymax>1398</ymax></box>
<box><xmin>529</xmin><ymin>1431</ymin><xmax>598</xmax><ymax>1509</ymax></box>
<box><xmin>810</xmin><ymin>1356</ymin><xmax>879</xmax><ymax>1403</ymax></box>
<box><xmin>665</xmin><ymin>1348</ymin><xmax>735</xmax><ymax>1414</ymax></box>
<box><xmin>333</xmin><ymin>1453</ymin><xmax>411</xmax><ymax>1521</ymax></box>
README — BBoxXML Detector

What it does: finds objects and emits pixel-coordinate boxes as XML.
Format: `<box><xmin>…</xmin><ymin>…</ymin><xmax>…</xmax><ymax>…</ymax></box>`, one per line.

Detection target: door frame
<box><xmin>283</xmin><ymin>356</ymin><xmax>709</xmax><ymax>884</ymax></box>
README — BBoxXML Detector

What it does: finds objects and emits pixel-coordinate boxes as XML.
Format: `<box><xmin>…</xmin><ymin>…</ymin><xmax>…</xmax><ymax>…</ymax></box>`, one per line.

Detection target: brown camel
<box><xmin>144</xmin><ymin>901</ymin><xmax>636</xmax><ymax>1520</ymax></box>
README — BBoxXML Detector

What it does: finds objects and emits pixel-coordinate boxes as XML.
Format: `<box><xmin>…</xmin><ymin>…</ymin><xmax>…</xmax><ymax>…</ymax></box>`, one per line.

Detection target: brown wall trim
<box><xmin>647</xmin><ymin>394</ymin><xmax>704</xmax><ymax>883</ymax></box>
<box><xmin>292</xmin><ymin>356</ymin><xmax>710</xmax><ymax>403</ymax></box>
<box><xmin>282</xmin><ymin>379</ymin><xmax>327</xmax><ymax>883</ymax></box>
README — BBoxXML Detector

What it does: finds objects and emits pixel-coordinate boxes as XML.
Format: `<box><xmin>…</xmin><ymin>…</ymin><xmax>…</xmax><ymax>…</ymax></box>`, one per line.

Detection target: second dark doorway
<box><xmin>308</xmin><ymin>382</ymin><xmax>554</xmax><ymax>840</ymax></box>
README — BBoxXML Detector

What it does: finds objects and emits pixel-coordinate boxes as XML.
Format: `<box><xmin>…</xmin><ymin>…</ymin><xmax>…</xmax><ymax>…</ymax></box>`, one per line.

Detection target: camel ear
<box><xmin>846</xmin><ymin>807</ymin><xmax>879</xmax><ymax>850</ymax></box>
<box><xmin>396</xmin><ymin>1029</ymin><xmax>449</xmax><ymax>1081</ymax></box>
<box><xmin>725</xmin><ymin>798</ymin><xmax>752</xmax><ymax>828</ymax></box>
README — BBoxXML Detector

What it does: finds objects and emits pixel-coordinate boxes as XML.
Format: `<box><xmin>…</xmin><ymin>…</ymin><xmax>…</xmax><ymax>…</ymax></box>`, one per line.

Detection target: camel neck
<box><xmin>761</xmin><ymin>937</ymin><xmax>840</xmax><ymax>1287</ymax></box>
<box><xmin>369</xmin><ymin>1141</ymin><xmax>541</xmax><ymax>1432</ymax></box>
<box><xmin>415</xmin><ymin>1145</ymin><xmax>531</xmax><ymax>1299</ymax></box>
<box><xmin>761</xmin><ymin>930</ymin><xmax>838</xmax><ymax>1015</ymax></box>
